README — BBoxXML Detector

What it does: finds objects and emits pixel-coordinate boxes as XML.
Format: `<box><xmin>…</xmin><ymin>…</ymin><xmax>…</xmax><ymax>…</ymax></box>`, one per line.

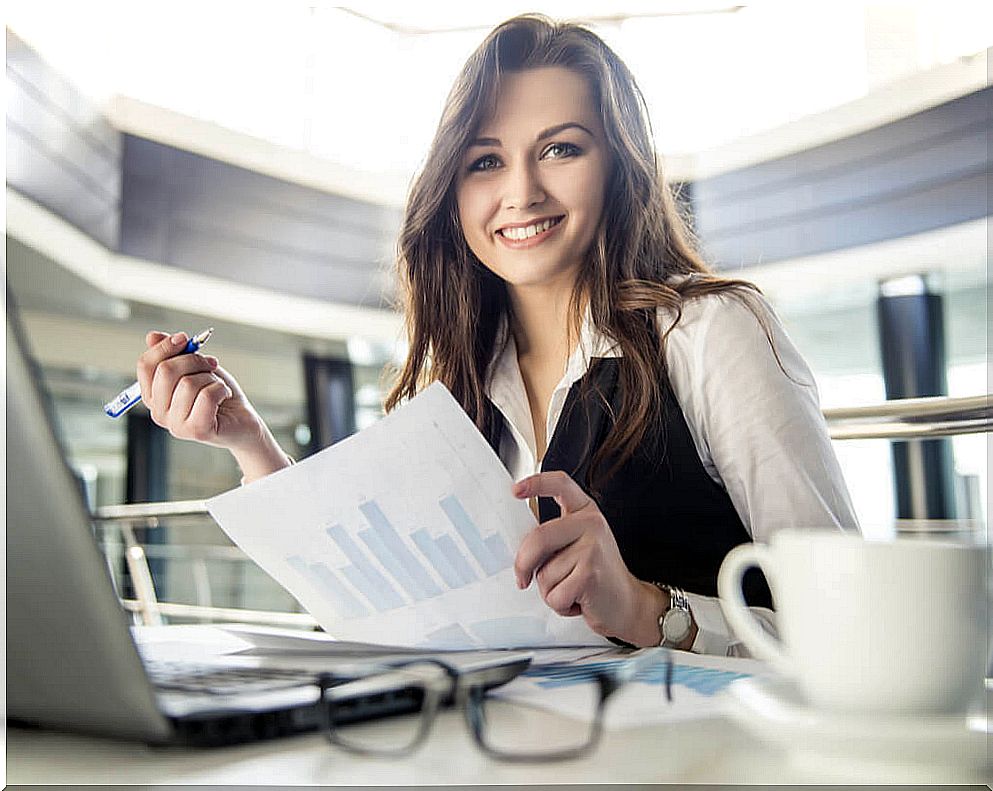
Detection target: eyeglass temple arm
<box><xmin>319</xmin><ymin>665</ymin><xmax>448</xmax><ymax>702</ymax></box>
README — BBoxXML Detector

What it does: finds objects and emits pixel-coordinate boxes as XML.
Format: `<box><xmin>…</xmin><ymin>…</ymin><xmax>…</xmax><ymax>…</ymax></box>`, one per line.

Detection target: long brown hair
<box><xmin>386</xmin><ymin>14</ymin><xmax>774</xmax><ymax>490</ymax></box>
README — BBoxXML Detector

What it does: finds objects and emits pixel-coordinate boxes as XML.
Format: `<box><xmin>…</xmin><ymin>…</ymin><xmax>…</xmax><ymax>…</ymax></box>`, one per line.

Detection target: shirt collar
<box><xmin>485</xmin><ymin>304</ymin><xmax>621</xmax><ymax>404</ymax></box>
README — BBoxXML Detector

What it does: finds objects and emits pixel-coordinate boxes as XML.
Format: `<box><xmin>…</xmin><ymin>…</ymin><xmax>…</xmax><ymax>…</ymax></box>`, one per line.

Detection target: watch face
<box><xmin>663</xmin><ymin>608</ymin><xmax>693</xmax><ymax>643</ymax></box>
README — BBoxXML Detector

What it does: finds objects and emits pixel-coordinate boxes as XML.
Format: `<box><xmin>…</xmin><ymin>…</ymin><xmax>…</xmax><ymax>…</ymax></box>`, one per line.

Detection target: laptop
<box><xmin>5</xmin><ymin>298</ymin><xmax>530</xmax><ymax>746</ymax></box>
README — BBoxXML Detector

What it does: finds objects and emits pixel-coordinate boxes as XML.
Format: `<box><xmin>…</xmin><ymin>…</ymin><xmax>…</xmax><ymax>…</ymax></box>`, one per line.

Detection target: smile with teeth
<box><xmin>498</xmin><ymin>216</ymin><xmax>563</xmax><ymax>240</ymax></box>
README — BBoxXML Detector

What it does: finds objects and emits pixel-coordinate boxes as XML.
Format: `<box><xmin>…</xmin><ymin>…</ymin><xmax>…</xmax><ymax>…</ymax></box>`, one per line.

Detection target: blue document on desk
<box><xmin>494</xmin><ymin>652</ymin><xmax>766</xmax><ymax>726</ymax></box>
<box><xmin>207</xmin><ymin>383</ymin><xmax>608</xmax><ymax>650</ymax></box>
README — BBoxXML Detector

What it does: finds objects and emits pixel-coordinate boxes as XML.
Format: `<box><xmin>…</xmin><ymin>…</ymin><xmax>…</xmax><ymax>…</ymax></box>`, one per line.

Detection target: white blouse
<box><xmin>485</xmin><ymin>289</ymin><xmax>860</xmax><ymax>656</ymax></box>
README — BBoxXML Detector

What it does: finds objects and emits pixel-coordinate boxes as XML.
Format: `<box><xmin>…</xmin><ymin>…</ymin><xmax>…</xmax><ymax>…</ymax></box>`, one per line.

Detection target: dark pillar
<box><xmin>303</xmin><ymin>354</ymin><xmax>356</xmax><ymax>455</ymax></box>
<box><xmin>124</xmin><ymin>411</ymin><xmax>169</xmax><ymax>598</ymax></box>
<box><xmin>876</xmin><ymin>275</ymin><xmax>957</xmax><ymax>519</ymax></box>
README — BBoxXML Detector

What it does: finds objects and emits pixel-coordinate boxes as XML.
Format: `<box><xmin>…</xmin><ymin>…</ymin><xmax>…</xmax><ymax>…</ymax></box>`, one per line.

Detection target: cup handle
<box><xmin>717</xmin><ymin>543</ymin><xmax>792</xmax><ymax>675</ymax></box>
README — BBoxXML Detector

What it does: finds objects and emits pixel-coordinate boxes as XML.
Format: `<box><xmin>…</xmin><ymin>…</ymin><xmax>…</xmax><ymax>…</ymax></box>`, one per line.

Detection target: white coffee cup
<box><xmin>717</xmin><ymin>529</ymin><xmax>988</xmax><ymax>715</ymax></box>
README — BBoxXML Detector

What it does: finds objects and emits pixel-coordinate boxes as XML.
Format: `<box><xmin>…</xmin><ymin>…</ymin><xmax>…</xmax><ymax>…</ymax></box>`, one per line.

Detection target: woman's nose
<box><xmin>502</xmin><ymin>162</ymin><xmax>545</xmax><ymax>210</ymax></box>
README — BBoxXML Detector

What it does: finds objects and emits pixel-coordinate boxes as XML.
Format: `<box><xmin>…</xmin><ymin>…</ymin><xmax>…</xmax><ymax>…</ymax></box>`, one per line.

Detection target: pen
<box><xmin>103</xmin><ymin>328</ymin><xmax>214</xmax><ymax>418</ymax></box>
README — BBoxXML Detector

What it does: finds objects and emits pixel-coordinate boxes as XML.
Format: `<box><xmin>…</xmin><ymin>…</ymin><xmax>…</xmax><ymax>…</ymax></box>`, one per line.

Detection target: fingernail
<box><xmin>206</xmin><ymin>356</ymin><xmax>219</xmax><ymax>368</ymax></box>
<box><xmin>171</xmin><ymin>332</ymin><xmax>188</xmax><ymax>346</ymax></box>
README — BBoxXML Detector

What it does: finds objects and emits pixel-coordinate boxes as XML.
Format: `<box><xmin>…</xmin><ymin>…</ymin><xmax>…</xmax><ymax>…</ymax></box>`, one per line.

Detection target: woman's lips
<box><xmin>495</xmin><ymin>216</ymin><xmax>564</xmax><ymax>249</ymax></box>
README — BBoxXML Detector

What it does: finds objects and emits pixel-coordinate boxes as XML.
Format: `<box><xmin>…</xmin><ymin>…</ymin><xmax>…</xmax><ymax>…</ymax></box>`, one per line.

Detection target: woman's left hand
<box><xmin>513</xmin><ymin>470</ymin><xmax>664</xmax><ymax>645</ymax></box>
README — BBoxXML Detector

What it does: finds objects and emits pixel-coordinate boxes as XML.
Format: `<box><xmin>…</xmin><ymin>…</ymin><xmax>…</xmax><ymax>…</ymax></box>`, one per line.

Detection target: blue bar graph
<box><xmin>470</xmin><ymin>616</ymin><xmax>547</xmax><ymax>646</ymax></box>
<box><xmin>435</xmin><ymin>534</ymin><xmax>479</xmax><ymax>586</ymax></box>
<box><xmin>484</xmin><ymin>533</ymin><xmax>512</xmax><ymax>567</ymax></box>
<box><xmin>326</xmin><ymin>524</ymin><xmax>404</xmax><ymax>610</ymax></box>
<box><xmin>288</xmin><ymin>494</ymin><xmax>510</xmax><ymax>617</ymax></box>
<box><xmin>526</xmin><ymin>660</ymin><xmax>751</xmax><ymax>696</ymax></box>
<box><xmin>309</xmin><ymin>564</ymin><xmax>370</xmax><ymax>618</ymax></box>
<box><xmin>411</xmin><ymin>529</ymin><xmax>464</xmax><ymax>588</ymax></box>
<box><xmin>286</xmin><ymin>555</ymin><xmax>369</xmax><ymax>619</ymax></box>
<box><xmin>358</xmin><ymin>501</ymin><xmax>442</xmax><ymax>600</ymax></box>
<box><xmin>340</xmin><ymin>565</ymin><xmax>397</xmax><ymax>611</ymax></box>
<box><xmin>418</xmin><ymin>623</ymin><xmax>476</xmax><ymax>649</ymax></box>
<box><xmin>439</xmin><ymin>494</ymin><xmax>510</xmax><ymax>576</ymax></box>
<box><xmin>357</xmin><ymin>521</ymin><xmax>428</xmax><ymax>601</ymax></box>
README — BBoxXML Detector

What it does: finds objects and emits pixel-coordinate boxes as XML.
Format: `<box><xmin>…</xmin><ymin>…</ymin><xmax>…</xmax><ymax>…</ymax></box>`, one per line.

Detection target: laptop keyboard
<box><xmin>146</xmin><ymin>661</ymin><xmax>320</xmax><ymax>696</ymax></box>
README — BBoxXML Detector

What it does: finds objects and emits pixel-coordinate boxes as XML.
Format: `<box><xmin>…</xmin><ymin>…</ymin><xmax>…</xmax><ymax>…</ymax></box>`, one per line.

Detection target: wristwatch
<box><xmin>654</xmin><ymin>583</ymin><xmax>693</xmax><ymax>648</ymax></box>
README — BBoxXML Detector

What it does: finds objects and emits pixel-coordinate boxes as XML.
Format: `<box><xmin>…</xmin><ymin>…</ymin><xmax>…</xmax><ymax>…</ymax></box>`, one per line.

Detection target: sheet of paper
<box><xmin>207</xmin><ymin>382</ymin><xmax>607</xmax><ymax>650</ymax></box>
<box><xmin>131</xmin><ymin>624</ymin><xmax>258</xmax><ymax>661</ymax></box>
<box><xmin>130</xmin><ymin>625</ymin><xmax>535</xmax><ymax>683</ymax></box>
<box><xmin>133</xmin><ymin>624</ymin><xmax>431</xmax><ymax>658</ymax></box>
<box><xmin>492</xmin><ymin>651</ymin><xmax>770</xmax><ymax>727</ymax></box>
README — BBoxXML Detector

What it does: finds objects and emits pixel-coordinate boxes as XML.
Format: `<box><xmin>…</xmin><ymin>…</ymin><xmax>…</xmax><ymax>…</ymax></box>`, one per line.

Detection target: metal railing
<box><xmin>822</xmin><ymin>393</ymin><xmax>991</xmax><ymax>440</ymax></box>
<box><xmin>92</xmin><ymin>392</ymin><xmax>991</xmax><ymax>628</ymax></box>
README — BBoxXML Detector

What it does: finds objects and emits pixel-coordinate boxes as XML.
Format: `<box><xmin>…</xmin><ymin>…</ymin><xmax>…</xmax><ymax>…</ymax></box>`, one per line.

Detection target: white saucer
<box><xmin>724</xmin><ymin>676</ymin><xmax>990</xmax><ymax>775</ymax></box>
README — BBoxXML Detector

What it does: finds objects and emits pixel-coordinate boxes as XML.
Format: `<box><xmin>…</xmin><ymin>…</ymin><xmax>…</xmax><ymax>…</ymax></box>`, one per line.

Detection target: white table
<box><xmin>7</xmin><ymin>707</ymin><xmax>986</xmax><ymax>785</ymax></box>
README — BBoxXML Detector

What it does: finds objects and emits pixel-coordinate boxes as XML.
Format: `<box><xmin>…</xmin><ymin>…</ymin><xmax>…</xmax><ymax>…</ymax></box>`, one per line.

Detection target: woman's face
<box><xmin>455</xmin><ymin>66</ymin><xmax>610</xmax><ymax>294</ymax></box>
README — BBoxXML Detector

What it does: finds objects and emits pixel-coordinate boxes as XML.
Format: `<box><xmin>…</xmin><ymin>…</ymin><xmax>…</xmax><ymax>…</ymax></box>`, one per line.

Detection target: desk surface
<box><xmin>7</xmin><ymin>709</ymin><xmax>986</xmax><ymax>785</ymax></box>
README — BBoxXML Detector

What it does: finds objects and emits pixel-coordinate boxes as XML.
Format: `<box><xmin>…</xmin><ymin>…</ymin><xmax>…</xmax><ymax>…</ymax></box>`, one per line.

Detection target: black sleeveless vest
<box><xmin>484</xmin><ymin>358</ymin><xmax>772</xmax><ymax>608</ymax></box>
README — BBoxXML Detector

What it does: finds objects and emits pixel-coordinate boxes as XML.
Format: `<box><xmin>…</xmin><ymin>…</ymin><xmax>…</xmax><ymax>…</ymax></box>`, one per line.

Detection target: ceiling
<box><xmin>335</xmin><ymin>1</ymin><xmax>745</xmax><ymax>34</ymax></box>
<box><xmin>7</xmin><ymin>1</ymin><xmax>991</xmax><ymax>179</ymax></box>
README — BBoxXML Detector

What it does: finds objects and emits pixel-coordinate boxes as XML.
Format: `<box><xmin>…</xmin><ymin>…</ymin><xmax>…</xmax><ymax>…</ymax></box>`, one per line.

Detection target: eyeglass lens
<box><xmin>319</xmin><ymin>664</ymin><xmax>446</xmax><ymax>756</ymax></box>
<box><xmin>465</xmin><ymin>680</ymin><xmax>602</xmax><ymax>760</ymax></box>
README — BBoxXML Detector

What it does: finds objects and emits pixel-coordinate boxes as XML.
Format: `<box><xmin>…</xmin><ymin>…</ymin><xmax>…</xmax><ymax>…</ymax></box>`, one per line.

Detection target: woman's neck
<box><xmin>508</xmin><ymin>284</ymin><xmax>580</xmax><ymax>366</ymax></box>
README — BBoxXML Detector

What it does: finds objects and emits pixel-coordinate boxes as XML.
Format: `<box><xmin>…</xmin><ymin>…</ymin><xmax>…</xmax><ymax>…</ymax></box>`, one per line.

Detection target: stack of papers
<box><xmin>207</xmin><ymin>383</ymin><xmax>607</xmax><ymax>650</ymax></box>
<box><xmin>134</xmin><ymin>624</ymin><xmax>765</xmax><ymax>727</ymax></box>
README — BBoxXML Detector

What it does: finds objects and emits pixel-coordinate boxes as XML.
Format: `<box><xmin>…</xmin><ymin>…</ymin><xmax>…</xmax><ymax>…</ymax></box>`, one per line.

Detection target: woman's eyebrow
<box><xmin>536</xmin><ymin>121</ymin><xmax>594</xmax><ymax>141</ymax></box>
<box><xmin>467</xmin><ymin>121</ymin><xmax>595</xmax><ymax>149</ymax></box>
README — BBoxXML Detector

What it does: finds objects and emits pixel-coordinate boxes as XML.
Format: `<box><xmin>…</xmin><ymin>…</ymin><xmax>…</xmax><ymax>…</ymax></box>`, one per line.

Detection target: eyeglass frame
<box><xmin>315</xmin><ymin>647</ymin><xmax>673</xmax><ymax>763</ymax></box>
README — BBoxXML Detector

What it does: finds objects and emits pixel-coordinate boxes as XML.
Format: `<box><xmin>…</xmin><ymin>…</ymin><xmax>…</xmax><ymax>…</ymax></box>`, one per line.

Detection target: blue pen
<box><xmin>103</xmin><ymin>328</ymin><xmax>215</xmax><ymax>418</ymax></box>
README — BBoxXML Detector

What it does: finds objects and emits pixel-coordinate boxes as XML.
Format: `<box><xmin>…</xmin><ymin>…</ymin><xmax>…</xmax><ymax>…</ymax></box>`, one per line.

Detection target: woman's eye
<box><xmin>542</xmin><ymin>142</ymin><xmax>581</xmax><ymax>160</ymax></box>
<box><xmin>468</xmin><ymin>154</ymin><xmax>501</xmax><ymax>172</ymax></box>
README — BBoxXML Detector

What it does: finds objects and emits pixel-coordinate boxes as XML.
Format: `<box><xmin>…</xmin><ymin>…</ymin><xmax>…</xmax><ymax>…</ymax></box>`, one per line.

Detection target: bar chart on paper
<box><xmin>526</xmin><ymin>659</ymin><xmax>752</xmax><ymax>696</ymax></box>
<box><xmin>207</xmin><ymin>382</ymin><xmax>605</xmax><ymax>648</ymax></box>
<box><xmin>492</xmin><ymin>654</ymin><xmax>763</xmax><ymax>727</ymax></box>
<box><xmin>285</xmin><ymin>493</ymin><xmax>515</xmax><ymax>618</ymax></box>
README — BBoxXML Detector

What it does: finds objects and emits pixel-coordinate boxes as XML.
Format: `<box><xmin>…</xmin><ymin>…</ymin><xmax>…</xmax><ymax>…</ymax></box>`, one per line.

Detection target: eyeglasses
<box><xmin>315</xmin><ymin>648</ymin><xmax>672</xmax><ymax>762</ymax></box>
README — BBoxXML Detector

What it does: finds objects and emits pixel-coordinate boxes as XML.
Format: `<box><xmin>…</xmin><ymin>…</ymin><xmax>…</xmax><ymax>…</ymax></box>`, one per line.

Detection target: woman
<box><xmin>136</xmin><ymin>15</ymin><xmax>858</xmax><ymax>655</ymax></box>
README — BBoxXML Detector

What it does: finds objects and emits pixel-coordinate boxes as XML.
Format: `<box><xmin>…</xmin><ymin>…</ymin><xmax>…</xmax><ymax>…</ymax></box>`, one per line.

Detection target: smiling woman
<box><xmin>135</xmin><ymin>14</ymin><xmax>860</xmax><ymax>656</ymax></box>
<box><xmin>381</xmin><ymin>15</ymin><xmax>859</xmax><ymax>652</ymax></box>
<box><xmin>456</xmin><ymin>67</ymin><xmax>608</xmax><ymax>294</ymax></box>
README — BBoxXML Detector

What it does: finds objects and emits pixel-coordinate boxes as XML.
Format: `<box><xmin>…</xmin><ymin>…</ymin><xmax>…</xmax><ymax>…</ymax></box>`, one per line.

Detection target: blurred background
<box><xmin>5</xmin><ymin>1</ymin><xmax>990</xmax><ymax>619</ymax></box>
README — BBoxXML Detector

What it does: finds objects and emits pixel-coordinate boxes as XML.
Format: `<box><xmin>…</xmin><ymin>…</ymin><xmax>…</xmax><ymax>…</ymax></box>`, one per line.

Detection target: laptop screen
<box><xmin>6</xmin><ymin>296</ymin><xmax>172</xmax><ymax>741</ymax></box>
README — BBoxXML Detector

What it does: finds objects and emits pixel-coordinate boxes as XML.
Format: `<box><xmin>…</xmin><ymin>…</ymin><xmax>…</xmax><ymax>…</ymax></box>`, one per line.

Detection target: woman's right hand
<box><xmin>136</xmin><ymin>331</ymin><xmax>292</xmax><ymax>482</ymax></box>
